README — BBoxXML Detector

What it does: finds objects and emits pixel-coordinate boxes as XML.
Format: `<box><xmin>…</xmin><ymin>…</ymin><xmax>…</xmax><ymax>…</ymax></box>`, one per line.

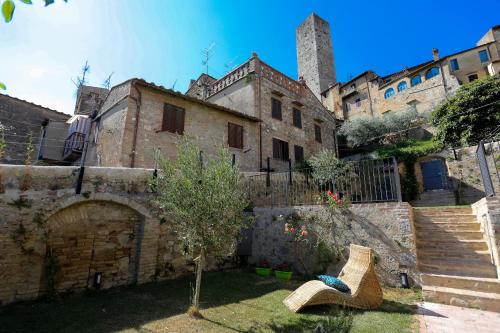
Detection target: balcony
<box><xmin>63</xmin><ymin>132</ymin><xmax>85</xmax><ymax>161</ymax></box>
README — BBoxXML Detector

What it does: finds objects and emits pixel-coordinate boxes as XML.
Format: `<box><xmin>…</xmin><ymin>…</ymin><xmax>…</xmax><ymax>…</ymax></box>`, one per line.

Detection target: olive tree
<box><xmin>151</xmin><ymin>139</ymin><xmax>250</xmax><ymax>316</ymax></box>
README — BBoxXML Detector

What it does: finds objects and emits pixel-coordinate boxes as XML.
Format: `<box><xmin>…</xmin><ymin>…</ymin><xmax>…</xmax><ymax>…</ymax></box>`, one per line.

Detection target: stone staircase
<box><xmin>411</xmin><ymin>190</ymin><xmax>456</xmax><ymax>207</ymax></box>
<box><xmin>414</xmin><ymin>206</ymin><xmax>500</xmax><ymax>312</ymax></box>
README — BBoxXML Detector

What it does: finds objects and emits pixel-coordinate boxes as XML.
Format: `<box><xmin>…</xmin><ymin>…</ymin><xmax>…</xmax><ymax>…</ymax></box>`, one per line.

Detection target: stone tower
<box><xmin>296</xmin><ymin>13</ymin><xmax>336</xmax><ymax>100</ymax></box>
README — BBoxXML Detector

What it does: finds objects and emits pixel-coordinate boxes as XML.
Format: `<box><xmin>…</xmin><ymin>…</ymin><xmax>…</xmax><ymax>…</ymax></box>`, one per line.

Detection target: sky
<box><xmin>0</xmin><ymin>0</ymin><xmax>499</xmax><ymax>115</ymax></box>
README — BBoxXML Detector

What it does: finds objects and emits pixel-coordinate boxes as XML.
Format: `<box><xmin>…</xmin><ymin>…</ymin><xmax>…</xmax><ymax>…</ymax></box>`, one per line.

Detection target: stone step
<box><xmin>416</xmin><ymin>239</ymin><xmax>489</xmax><ymax>251</ymax></box>
<box><xmin>416</xmin><ymin>223</ymin><xmax>481</xmax><ymax>232</ymax></box>
<box><xmin>422</xmin><ymin>285</ymin><xmax>500</xmax><ymax>312</ymax></box>
<box><xmin>416</xmin><ymin>230</ymin><xmax>484</xmax><ymax>241</ymax></box>
<box><xmin>415</xmin><ymin>208</ymin><xmax>473</xmax><ymax>215</ymax></box>
<box><xmin>418</xmin><ymin>251</ymin><xmax>492</xmax><ymax>262</ymax></box>
<box><xmin>415</xmin><ymin>214</ymin><xmax>476</xmax><ymax>222</ymax></box>
<box><xmin>421</xmin><ymin>273</ymin><xmax>500</xmax><ymax>293</ymax></box>
<box><xmin>418</xmin><ymin>260</ymin><xmax>497</xmax><ymax>278</ymax></box>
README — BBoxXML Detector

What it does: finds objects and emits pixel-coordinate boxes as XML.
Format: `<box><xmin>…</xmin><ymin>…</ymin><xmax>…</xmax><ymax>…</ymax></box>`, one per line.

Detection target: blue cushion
<box><xmin>317</xmin><ymin>275</ymin><xmax>350</xmax><ymax>293</ymax></box>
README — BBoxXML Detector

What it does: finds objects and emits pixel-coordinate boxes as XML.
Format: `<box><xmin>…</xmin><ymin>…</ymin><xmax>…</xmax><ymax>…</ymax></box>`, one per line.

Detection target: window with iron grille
<box><xmin>450</xmin><ymin>58</ymin><xmax>459</xmax><ymax>71</ymax></box>
<box><xmin>314</xmin><ymin>124</ymin><xmax>322</xmax><ymax>143</ymax></box>
<box><xmin>228</xmin><ymin>122</ymin><xmax>243</xmax><ymax>149</ymax></box>
<box><xmin>294</xmin><ymin>145</ymin><xmax>304</xmax><ymax>162</ymax></box>
<box><xmin>162</xmin><ymin>103</ymin><xmax>185</xmax><ymax>134</ymax></box>
<box><xmin>292</xmin><ymin>108</ymin><xmax>302</xmax><ymax>128</ymax></box>
<box><xmin>272</xmin><ymin>138</ymin><xmax>289</xmax><ymax>160</ymax></box>
<box><xmin>479</xmin><ymin>50</ymin><xmax>489</xmax><ymax>63</ymax></box>
<box><xmin>271</xmin><ymin>98</ymin><xmax>282</xmax><ymax>120</ymax></box>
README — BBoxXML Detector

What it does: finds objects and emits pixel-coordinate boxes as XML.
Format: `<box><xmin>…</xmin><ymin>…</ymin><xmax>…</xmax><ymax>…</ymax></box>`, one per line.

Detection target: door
<box><xmin>421</xmin><ymin>159</ymin><xmax>445</xmax><ymax>190</ymax></box>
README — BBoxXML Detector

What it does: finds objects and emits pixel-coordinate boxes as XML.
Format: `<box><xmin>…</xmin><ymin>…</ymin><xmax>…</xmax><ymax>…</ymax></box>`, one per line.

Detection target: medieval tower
<box><xmin>296</xmin><ymin>13</ymin><xmax>336</xmax><ymax>100</ymax></box>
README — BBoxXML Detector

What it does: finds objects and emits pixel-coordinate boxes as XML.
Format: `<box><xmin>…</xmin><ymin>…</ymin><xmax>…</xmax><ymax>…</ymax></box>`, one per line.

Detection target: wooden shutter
<box><xmin>272</xmin><ymin>138</ymin><xmax>280</xmax><ymax>159</ymax></box>
<box><xmin>162</xmin><ymin>104</ymin><xmax>175</xmax><ymax>132</ymax></box>
<box><xmin>315</xmin><ymin>124</ymin><xmax>322</xmax><ymax>143</ymax></box>
<box><xmin>282</xmin><ymin>141</ymin><xmax>289</xmax><ymax>160</ymax></box>
<box><xmin>175</xmin><ymin>107</ymin><xmax>185</xmax><ymax>134</ymax></box>
<box><xmin>294</xmin><ymin>145</ymin><xmax>304</xmax><ymax>161</ymax></box>
<box><xmin>293</xmin><ymin>108</ymin><xmax>302</xmax><ymax>128</ymax></box>
<box><xmin>236</xmin><ymin>124</ymin><xmax>243</xmax><ymax>149</ymax></box>
<box><xmin>271</xmin><ymin>98</ymin><xmax>282</xmax><ymax>120</ymax></box>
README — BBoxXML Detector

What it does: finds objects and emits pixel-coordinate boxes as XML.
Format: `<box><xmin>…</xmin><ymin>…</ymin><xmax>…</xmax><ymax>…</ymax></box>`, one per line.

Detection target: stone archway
<box><xmin>42</xmin><ymin>199</ymin><xmax>146</xmax><ymax>294</ymax></box>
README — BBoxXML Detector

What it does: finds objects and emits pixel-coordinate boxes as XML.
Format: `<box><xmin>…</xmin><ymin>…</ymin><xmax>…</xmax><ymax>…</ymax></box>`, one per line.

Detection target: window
<box><xmin>411</xmin><ymin>76</ymin><xmax>422</xmax><ymax>87</ymax></box>
<box><xmin>294</xmin><ymin>145</ymin><xmax>304</xmax><ymax>162</ymax></box>
<box><xmin>355</xmin><ymin>98</ymin><xmax>361</xmax><ymax>107</ymax></box>
<box><xmin>450</xmin><ymin>58</ymin><xmax>459</xmax><ymax>71</ymax></box>
<box><xmin>271</xmin><ymin>97</ymin><xmax>282</xmax><ymax>120</ymax></box>
<box><xmin>479</xmin><ymin>50</ymin><xmax>489</xmax><ymax>63</ymax></box>
<box><xmin>468</xmin><ymin>74</ymin><xmax>479</xmax><ymax>82</ymax></box>
<box><xmin>162</xmin><ymin>103</ymin><xmax>185</xmax><ymax>134</ymax></box>
<box><xmin>292</xmin><ymin>108</ymin><xmax>302</xmax><ymax>128</ymax></box>
<box><xmin>397</xmin><ymin>81</ymin><xmax>407</xmax><ymax>92</ymax></box>
<box><xmin>384</xmin><ymin>88</ymin><xmax>395</xmax><ymax>99</ymax></box>
<box><xmin>272</xmin><ymin>138</ymin><xmax>289</xmax><ymax>160</ymax></box>
<box><xmin>228</xmin><ymin>122</ymin><xmax>243</xmax><ymax>149</ymax></box>
<box><xmin>314</xmin><ymin>124</ymin><xmax>322</xmax><ymax>143</ymax></box>
<box><xmin>425</xmin><ymin>67</ymin><xmax>440</xmax><ymax>79</ymax></box>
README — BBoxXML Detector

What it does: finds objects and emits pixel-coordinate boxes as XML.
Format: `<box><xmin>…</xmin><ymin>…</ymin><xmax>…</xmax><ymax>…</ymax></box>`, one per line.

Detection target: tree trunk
<box><xmin>193</xmin><ymin>247</ymin><xmax>204</xmax><ymax>309</ymax></box>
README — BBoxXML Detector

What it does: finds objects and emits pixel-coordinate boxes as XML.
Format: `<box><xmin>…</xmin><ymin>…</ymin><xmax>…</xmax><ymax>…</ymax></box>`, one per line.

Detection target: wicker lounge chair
<box><xmin>283</xmin><ymin>244</ymin><xmax>383</xmax><ymax>312</ymax></box>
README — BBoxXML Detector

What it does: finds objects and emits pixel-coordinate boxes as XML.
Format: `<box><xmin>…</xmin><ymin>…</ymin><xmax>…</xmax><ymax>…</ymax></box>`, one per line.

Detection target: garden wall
<box><xmin>249</xmin><ymin>202</ymin><xmax>417</xmax><ymax>287</ymax></box>
<box><xmin>472</xmin><ymin>196</ymin><xmax>500</xmax><ymax>277</ymax></box>
<box><xmin>0</xmin><ymin>165</ymin><xmax>224</xmax><ymax>306</ymax></box>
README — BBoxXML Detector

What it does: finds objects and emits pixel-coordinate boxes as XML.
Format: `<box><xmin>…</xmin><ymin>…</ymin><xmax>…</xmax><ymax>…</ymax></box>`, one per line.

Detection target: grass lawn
<box><xmin>0</xmin><ymin>270</ymin><xmax>421</xmax><ymax>333</ymax></box>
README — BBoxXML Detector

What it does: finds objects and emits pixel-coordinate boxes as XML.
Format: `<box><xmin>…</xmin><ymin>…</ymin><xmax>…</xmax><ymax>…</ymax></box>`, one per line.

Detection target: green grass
<box><xmin>0</xmin><ymin>271</ymin><xmax>422</xmax><ymax>333</ymax></box>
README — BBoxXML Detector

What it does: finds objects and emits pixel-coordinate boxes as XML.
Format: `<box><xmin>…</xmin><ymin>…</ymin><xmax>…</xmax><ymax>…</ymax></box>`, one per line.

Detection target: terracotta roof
<box><xmin>107</xmin><ymin>78</ymin><xmax>261</xmax><ymax>122</ymax></box>
<box><xmin>0</xmin><ymin>93</ymin><xmax>70</xmax><ymax>118</ymax></box>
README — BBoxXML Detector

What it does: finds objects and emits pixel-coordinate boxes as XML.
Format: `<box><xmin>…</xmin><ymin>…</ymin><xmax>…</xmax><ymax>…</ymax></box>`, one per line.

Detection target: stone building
<box><xmin>321</xmin><ymin>25</ymin><xmax>500</xmax><ymax>121</ymax></box>
<box><xmin>85</xmin><ymin>79</ymin><xmax>261</xmax><ymax>171</ymax></box>
<box><xmin>0</xmin><ymin>94</ymin><xmax>70</xmax><ymax>165</ymax></box>
<box><xmin>187</xmin><ymin>53</ymin><xmax>337</xmax><ymax>171</ymax></box>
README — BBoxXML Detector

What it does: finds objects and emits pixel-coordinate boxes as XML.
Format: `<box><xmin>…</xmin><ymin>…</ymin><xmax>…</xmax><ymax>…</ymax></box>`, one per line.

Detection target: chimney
<box><xmin>432</xmin><ymin>48</ymin><xmax>439</xmax><ymax>61</ymax></box>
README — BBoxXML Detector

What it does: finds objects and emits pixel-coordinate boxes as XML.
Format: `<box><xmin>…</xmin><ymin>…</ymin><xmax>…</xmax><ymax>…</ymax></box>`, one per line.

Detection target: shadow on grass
<box><xmin>0</xmin><ymin>270</ymin><xmax>297</xmax><ymax>333</ymax></box>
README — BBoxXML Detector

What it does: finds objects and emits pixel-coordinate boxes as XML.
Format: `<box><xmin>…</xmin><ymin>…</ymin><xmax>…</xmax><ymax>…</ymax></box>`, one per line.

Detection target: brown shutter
<box><xmin>272</xmin><ymin>98</ymin><xmax>282</xmax><ymax>120</ymax></box>
<box><xmin>176</xmin><ymin>107</ymin><xmax>185</xmax><ymax>135</ymax></box>
<box><xmin>228</xmin><ymin>123</ymin><xmax>235</xmax><ymax>147</ymax></box>
<box><xmin>283</xmin><ymin>141</ymin><xmax>289</xmax><ymax>160</ymax></box>
<box><xmin>315</xmin><ymin>124</ymin><xmax>322</xmax><ymax>143</ymax></box>
<box><xmin>294</xmin><ymin>145</ymin><xmax>304</xmax><ymax>161</ymax></box>
<box><xmin>293</xmin><ymin>108</ymin><xmax>302</xmax><ymax>128</ymax></box>
<box><xmin>272</xmin><ymin>138</ymin><xmax>280</xmax><ymax>159</ymax></box>
<box><xmin>236</xmin><ymin>125</ymin><xmax>243</xmax><ymax>149</ymax></box>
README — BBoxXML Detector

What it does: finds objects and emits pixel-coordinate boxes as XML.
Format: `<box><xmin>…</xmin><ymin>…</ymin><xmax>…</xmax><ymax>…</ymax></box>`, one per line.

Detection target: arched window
<box><xmin>384</xmin><ymin>88</ymin><xmax>395</xmax><ymax>99</ymax></box>
<box><xmin>397</xmin><ymin>81</ymin><xmax>407</xmax><ymax>92</ymax></box>
<box><xmin>425</xmin><ymin>67</ymin><xmax>440</xmax><ymax>80</ymax></box>
<box><xmin>411</xmin><ymin>76</ymin><xmax>422</xmax><ymax>87</ymax></box>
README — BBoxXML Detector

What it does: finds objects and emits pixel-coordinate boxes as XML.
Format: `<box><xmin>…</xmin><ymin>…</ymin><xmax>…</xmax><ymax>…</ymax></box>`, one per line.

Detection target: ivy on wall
<box><xmin>376</xmin><ymin>138</ymin><xmax>442</xmax><ymax>201</ymax></box>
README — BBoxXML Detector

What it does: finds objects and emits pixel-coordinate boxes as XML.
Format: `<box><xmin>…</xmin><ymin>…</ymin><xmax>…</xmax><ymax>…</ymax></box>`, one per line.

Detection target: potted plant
<box><xmin>255</xmin><ymin>259</ymin><xmax>272</xmax><ymax>277</ymax></box>
<box><xmin>274</xmin><ymin>262</ymin><xmax>293</xmax><ymax>280</ymax></box>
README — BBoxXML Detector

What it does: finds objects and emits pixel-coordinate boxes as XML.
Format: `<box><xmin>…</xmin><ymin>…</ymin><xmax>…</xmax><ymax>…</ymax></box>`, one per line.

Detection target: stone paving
<box><xmin>419</xmin><ymin>302</ymin><xmax>500</xmax><ymax>333</ymax></box>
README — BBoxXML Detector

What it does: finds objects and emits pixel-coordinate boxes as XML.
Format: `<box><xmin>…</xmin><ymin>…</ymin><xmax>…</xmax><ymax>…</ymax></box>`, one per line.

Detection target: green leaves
<box><xmin>0</xmin><ymin>82</ymin><xmax>6</xmax><ymax>90</ymax></box>
<box><xmin>2</xmin><ymin>0</ymin><xmax>67</xmax><ymax>23</ymax></box>
<box><xmin>2</xmin><ymin>0</ymin><xmax>15</xmax><ymax>22</ymax></box>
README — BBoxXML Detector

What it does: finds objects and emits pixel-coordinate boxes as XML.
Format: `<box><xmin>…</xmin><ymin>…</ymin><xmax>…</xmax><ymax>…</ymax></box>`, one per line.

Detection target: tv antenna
<box><xmin>201</xmin><ymin>42</ymin><xmax>216</xmax><ymax>76</ymax></box>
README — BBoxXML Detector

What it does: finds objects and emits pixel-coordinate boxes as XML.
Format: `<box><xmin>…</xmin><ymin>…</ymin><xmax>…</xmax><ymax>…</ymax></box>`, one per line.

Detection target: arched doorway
<box><xmin>42</xmin><ymin>200</ymin><xmax>144</xmax><ymax>294</ymax></box>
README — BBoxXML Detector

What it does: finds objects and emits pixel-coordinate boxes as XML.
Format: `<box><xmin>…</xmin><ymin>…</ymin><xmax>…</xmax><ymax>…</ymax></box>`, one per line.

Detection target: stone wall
<box><xmin>249</xmin><ymin>202</ymin><xmax>417</xmax><ymax>287</ymax></box>
<box><xmin>0</xmin><ymin>165</ymin><xmax>211</xmax><ymax>305</ymax></box>
<box><xmin>472</xmin><ymin>196</ymin><xmax>500</xmax><ymax>277</ymax></box>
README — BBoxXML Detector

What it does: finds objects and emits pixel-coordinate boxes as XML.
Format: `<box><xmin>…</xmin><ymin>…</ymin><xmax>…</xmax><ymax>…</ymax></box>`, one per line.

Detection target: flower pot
<box><xmin>255</xmin><ymin>267</ymin><xmax>272</xmax><ymax>277</ymax></box>
<box><xmin>275</xmin><ymin>270</ymin><xmax>293</xmax><ymax>280</ymax></box>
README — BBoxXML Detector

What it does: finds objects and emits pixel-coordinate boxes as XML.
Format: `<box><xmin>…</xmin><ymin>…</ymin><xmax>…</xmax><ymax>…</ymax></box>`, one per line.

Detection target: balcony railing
<box><xmin>63</xmin><ymin>132</ymin><xmax>85</xmax><ymax>161</ymax></box>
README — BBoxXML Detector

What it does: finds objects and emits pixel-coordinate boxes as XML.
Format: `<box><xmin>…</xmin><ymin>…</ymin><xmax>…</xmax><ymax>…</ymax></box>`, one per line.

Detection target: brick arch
<box><xmin>42</xmin><ymin>193</ymin><xmax>158</xmax><ymax>294</ymax></box>
<box><xmin>47</xmin><ymin>192</ymin><xmax>152</xmax><ymax>221</ymax></box>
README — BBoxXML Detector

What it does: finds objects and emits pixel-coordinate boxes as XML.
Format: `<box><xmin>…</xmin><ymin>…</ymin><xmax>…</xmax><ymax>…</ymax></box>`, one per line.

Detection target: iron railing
<box><xmin>476</xmin><ymin>137</ymin><xmax>500</xmax><ymax>197</ymax></box>
<box><xmin>63</xmin><ymin>132</ymin><xmax>85</xmax><ymax>160</ymax></box>
<box><xmin>246</xmin><ymin>157</ymin><xmax>401</xmax><ymax>207</ymax></box>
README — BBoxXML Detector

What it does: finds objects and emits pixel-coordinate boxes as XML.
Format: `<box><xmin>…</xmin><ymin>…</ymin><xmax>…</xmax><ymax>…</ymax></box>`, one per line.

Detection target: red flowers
<box><xmin>325</xmin><ymin>191</ymin><xmax>351</xmax><ymax>209</ymax></box>
<box><xmin>285</xmin><ymin>221</ymin><xmax>308</xmax><ymax>241</ymax></box>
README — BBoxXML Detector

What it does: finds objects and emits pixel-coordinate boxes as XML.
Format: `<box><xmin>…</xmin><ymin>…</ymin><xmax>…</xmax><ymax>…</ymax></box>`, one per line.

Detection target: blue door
<box><xmin>421</xmin><ymin>160</ymin><xmax>445</xmax><ymax>190</ymax></box>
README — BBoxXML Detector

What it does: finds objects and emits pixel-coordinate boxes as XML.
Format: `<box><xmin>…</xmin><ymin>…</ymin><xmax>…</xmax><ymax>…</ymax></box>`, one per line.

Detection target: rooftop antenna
<box><xmin>102</xmin><ymin>72</ymin><xmax>114</xmax><ymax>90</ymax></box>
<box><xmin>201</xmin><ymin>42</ymin><xmax>216</xmax><ymax>100</ymax></box>
<box><xmin>224</xmin><ymin>56</ymin><xmax>239</xmax><ymax>74</ymax></box>
<box><xmin>72</xmin><ymin>60</ymin><xmax>91</xmax><ymax>91</ymax></box>
<box><xmin>171</xmin><ymin>79</ymin><xmax>178</xmax><ymax>91</ymax></box>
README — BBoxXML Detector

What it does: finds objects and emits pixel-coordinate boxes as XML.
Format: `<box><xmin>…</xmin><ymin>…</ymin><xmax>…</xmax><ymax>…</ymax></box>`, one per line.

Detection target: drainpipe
<box><xmin>365</xmin><ymin>76</ymin><xmax>374</xmax><ymax>117</ymax></box>
<box><xmin>130</xmin><ymin>80</ymin><xmax>142</xmax><ymax>168</ymax></box>
<box><xmin>254</xmin><ymin>54</ymin><xmax>263</xmax><ymax>171</ymax></box>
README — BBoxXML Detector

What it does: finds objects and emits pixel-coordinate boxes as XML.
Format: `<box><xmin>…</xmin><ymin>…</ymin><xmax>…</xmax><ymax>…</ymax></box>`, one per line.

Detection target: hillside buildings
<box><xmin>321</xmin><ymin>24</ymin><xmax>500</xmax><ymax>121</ymax></box>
